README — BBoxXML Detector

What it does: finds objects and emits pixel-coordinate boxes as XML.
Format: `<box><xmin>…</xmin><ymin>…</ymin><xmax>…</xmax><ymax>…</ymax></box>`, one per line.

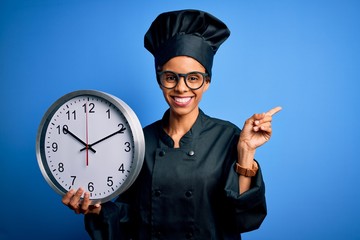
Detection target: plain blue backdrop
<box><xmin>1</xmin><ymin>0</ymin><xmax>359</xmax><ymax>239</ymax></box>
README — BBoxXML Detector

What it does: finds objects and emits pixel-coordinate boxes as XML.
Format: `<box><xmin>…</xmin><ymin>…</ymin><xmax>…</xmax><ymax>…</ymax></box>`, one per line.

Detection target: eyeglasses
<box><xmin>156</xmin><ymin>71</ymin><xmax>209</xmax><ymax>90</ymax></box>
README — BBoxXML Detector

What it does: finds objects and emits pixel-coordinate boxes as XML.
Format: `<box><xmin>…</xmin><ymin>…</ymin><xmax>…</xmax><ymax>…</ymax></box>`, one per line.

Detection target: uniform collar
<box><xmin>158</xmin><ymin>109</ymin><xmax>206</xmax><ymax>148</ymax></box>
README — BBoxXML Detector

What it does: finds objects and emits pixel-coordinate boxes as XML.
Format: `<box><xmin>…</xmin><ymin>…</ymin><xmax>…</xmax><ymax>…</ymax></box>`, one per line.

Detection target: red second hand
<box><xmin>85</xmin><ymin>102</ymin><xmax>89</xmax><ymax>166</ymax></box>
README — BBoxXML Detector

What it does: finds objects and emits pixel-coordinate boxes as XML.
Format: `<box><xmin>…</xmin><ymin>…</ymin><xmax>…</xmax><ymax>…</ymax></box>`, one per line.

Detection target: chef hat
<box><xmin>144</xmin><ymin>9</ymin><xmax>230</xmax><ymax>77</ymax></box>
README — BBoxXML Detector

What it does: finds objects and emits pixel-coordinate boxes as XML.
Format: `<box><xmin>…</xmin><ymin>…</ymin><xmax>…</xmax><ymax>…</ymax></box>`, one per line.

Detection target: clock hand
<box><xmin>79</xmin><ymin>125</ymin><xmax>126</xmax><ymax>152</ymax></box>
<box><xmin>63</xmin><ymin>126</ymin><xmax>96</xmax><ymax>153</ymax></box>
<box><xmin>85</xmin><ymin>102</ymin><xmax>89</xmax><ymax>166</ymax></box>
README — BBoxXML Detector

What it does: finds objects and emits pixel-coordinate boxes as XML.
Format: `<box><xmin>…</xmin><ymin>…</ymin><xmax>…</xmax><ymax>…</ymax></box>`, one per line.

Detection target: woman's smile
<box><xmin>172</xmin><ymin>96</ymin><xmax>193</xmax><ymax>106</ymax></box>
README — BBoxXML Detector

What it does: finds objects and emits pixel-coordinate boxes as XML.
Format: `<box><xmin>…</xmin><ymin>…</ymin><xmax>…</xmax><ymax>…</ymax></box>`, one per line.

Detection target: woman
<box><xmin>62</xmin><ymin>9</ymin><xmax>281</xmax><ymax>239</ymax></box>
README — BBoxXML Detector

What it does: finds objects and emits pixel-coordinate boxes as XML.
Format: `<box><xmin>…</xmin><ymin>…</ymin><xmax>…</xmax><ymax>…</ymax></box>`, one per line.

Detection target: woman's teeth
<box><xmin>174</xmin><ymin>97</ymin><xmax>191</xmax><ymax>103</ymax></box>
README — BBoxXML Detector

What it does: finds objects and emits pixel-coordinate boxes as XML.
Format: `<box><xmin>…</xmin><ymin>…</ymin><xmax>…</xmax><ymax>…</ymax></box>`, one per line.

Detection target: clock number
<box><xmin>118</xmin><ymin>123</ymin><xmax>127</xmax><ymax>133</ymax></box>
<box><xmin>71</xmin><ymin>176</ymin><xmax>76</xmax><ymax>185</ymax></box>
<box><xmin>124</xmin><ymin>142</ymin><xmax>131</xmax><ymax>152</ymax></box>
<box><xmin>52</xmin><ymin>142</ymin><xmax>58</xmax><ymax>152</ymax></box>
<box><xmin>83</xmin><ymin>103</ymin><xmax>95</xmax><ymax>113</ymax></box>
<box><xmin>106</xmin><ymin>109</ymin><xmax>110</xmax><ymax>119</ymax></box>
<box><xmin>88</xmin><ymin>182</ymin><xmax>94</xmax><ymax>192</ymax></box>
<box><xmin>118</xmin><ymin>163</ymin><xmax>125</xmax><ymax>173</ymax></box>
<box><xmin>56</xmin><ymin>124</ymin><xmax>68</xmax><ymax>134</ymax></box>
<box><xmin>66</xmin><ymin>110</ymin><xmax>76</xmax><ymax>120</ymax></box>
<box><xmin>107</xmin><ymin>176</ymin><xmax>113</xmax><ymax>186</ymax></box>
<box><xmin>89</xmin><ymin>103</ymin><xmax>95</xmax><ymax>113</ymax></box>
<box><xmin>63</xmin><ymin>125</ymin><xmax>68</xmax><ymax>134</ymax></box>
<box><xmin>58</xmin><ymin>162</ymin><xmax>64</xmax><ymax>172</ymax></box>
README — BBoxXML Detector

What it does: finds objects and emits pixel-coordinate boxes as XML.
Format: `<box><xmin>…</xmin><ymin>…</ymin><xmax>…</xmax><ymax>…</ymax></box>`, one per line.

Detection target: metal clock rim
<box><xmin>36</xmin><ymin>90</ymin><xmax>145</xmax><ymax>204</ymax></box>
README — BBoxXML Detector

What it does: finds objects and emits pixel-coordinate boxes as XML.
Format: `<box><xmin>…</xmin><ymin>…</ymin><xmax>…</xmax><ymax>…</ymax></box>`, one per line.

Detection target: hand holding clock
<box><xmin>62</xmin><ymin>188</ymin><xmax>101</xmax><ymax>215</ymax></box>
<box><xmin>62</xmin><ymin>125</ymin><xmax>127</xmax><ymax>213</ymax></box>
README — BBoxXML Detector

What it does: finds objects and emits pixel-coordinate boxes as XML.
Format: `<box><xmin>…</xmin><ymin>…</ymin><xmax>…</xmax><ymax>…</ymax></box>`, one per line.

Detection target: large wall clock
<box><xmin>36</xmin><ymin>90</ymin><xmax>145</xmax><ymax>204</ymax></box>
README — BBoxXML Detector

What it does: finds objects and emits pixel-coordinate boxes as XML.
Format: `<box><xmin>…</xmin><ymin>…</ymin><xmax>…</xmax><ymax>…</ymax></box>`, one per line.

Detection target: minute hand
<box><xmin>80</xmin><ymin>126</ymin><xmax>126</xmax><ymax>152</ymax></box>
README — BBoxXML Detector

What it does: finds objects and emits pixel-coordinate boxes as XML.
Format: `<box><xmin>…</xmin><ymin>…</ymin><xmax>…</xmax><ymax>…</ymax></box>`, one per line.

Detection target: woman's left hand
<box><xmin>239</xmin><ymin>106</ymin><xmax>282</xmax><ymax>152</ymax></box>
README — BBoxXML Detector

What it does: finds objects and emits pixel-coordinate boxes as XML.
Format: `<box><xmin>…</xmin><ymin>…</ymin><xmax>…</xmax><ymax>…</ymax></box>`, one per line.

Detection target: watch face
<box><xmin>36</xmin><ymin>90</ymin><xmax>144</xmax><ymax>203</ymax></box>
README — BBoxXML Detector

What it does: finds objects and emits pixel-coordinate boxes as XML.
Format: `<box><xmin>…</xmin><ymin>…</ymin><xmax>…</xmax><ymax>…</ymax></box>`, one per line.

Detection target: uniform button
<box><xmin>153</xmin><ymin>231</ymin><xmax>162</xmax><ymax>237</ymax></box>
<box><xmin>159</xmin><ymin>150</ymin><xmax>165</xmax><ymax>157</ymax></box>
<box><xmin>153</xmin><ymin>190</ymin><xmax>161</xmax><ymax>197</ymax></box>
<box><xmin>188</xmin><ymin>150</ymin><xmax>195</xmax><ymax>156</ymax></box>
<box><xmin>186</xmin><ymin>232</ymin><xmax>193</xmax><ymax>239</ymax></box>
<box><xmin>185</xmin><ymin>190</ymin><xmax>192</xmax><ymax>198</ymax></box>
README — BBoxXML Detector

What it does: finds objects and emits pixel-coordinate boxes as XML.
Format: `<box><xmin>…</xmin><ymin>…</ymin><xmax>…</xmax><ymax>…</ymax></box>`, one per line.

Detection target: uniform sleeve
<box><xmin>224</xmin><ymin>160</ymin><xmax>267</xmax><ymax>233</ymax></box>
<box><xmin>84</xmin><ymin>200</ymin><xmax>132</xmax><ymax>240</ymax></box>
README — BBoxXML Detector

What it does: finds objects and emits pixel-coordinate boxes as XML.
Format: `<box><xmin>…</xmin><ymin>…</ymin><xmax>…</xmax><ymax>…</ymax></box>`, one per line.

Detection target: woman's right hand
<box><xmin>62</xmin><ymin>188</ymin><xmax>102</xmax><ymax>215</ymax></box>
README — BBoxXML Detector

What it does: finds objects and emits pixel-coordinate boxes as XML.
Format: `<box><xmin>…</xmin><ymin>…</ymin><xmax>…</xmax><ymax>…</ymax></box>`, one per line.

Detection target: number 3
<box><xmin>124</xmin><ymin>142</ymin><xmax>131</xmax><ymax>152</ymax></box>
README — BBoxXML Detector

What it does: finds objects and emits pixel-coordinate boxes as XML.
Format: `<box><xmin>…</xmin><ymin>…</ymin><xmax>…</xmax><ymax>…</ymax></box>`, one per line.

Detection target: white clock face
<box><xmin>36</xmin><ymin>90</ymin><xmax>144</xmax><ymax>203</ymax></box>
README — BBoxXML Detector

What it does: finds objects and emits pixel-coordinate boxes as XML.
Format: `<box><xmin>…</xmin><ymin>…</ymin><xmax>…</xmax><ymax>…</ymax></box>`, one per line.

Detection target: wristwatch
<box><xmin>235</xmin><ymin>161</ymin><xmax>258</xmax><ymax>177</ymax></box>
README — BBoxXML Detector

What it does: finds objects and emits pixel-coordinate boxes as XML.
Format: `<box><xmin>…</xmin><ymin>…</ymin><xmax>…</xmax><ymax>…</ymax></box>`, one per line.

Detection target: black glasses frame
<box><xmin>156</xmin><ymin>71</ymin><xmax>209</xmax><ymax>90</ymax></box>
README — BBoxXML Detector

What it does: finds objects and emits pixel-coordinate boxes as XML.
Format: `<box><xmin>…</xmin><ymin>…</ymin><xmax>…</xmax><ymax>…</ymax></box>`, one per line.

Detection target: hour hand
<box><xmin>63</xmin><ymin>127</ymin><xmax>96</xmax><ymax>153</ymax></box>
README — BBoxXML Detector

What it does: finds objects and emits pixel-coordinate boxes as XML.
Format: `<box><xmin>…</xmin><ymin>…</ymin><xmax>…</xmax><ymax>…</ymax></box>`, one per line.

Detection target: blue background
<box><xmin>1</xmin><ymin>0</ymin><xmax>359</xmax><ymax>239</ymax></box>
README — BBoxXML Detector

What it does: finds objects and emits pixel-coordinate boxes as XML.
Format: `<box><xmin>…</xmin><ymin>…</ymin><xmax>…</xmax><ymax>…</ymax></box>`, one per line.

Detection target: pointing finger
<box><xmin>266</xmin><ymin>106</ymin><xmax>282</xmax><ymax>117</ymax></box>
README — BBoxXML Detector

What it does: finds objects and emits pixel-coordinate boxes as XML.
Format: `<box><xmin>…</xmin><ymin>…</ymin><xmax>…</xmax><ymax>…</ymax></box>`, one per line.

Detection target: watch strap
<box><xmin>235</xmin><ymin>161</ymin><xmax>258</xmax><ymax>177</ymax></box>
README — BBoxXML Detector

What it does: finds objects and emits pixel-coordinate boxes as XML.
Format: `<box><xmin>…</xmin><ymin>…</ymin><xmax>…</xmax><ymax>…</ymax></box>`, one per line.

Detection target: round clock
<box><xmin>36</xmin><ymin>90</ymin><xmax>145</xmax><ymax>204</ymax></box>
